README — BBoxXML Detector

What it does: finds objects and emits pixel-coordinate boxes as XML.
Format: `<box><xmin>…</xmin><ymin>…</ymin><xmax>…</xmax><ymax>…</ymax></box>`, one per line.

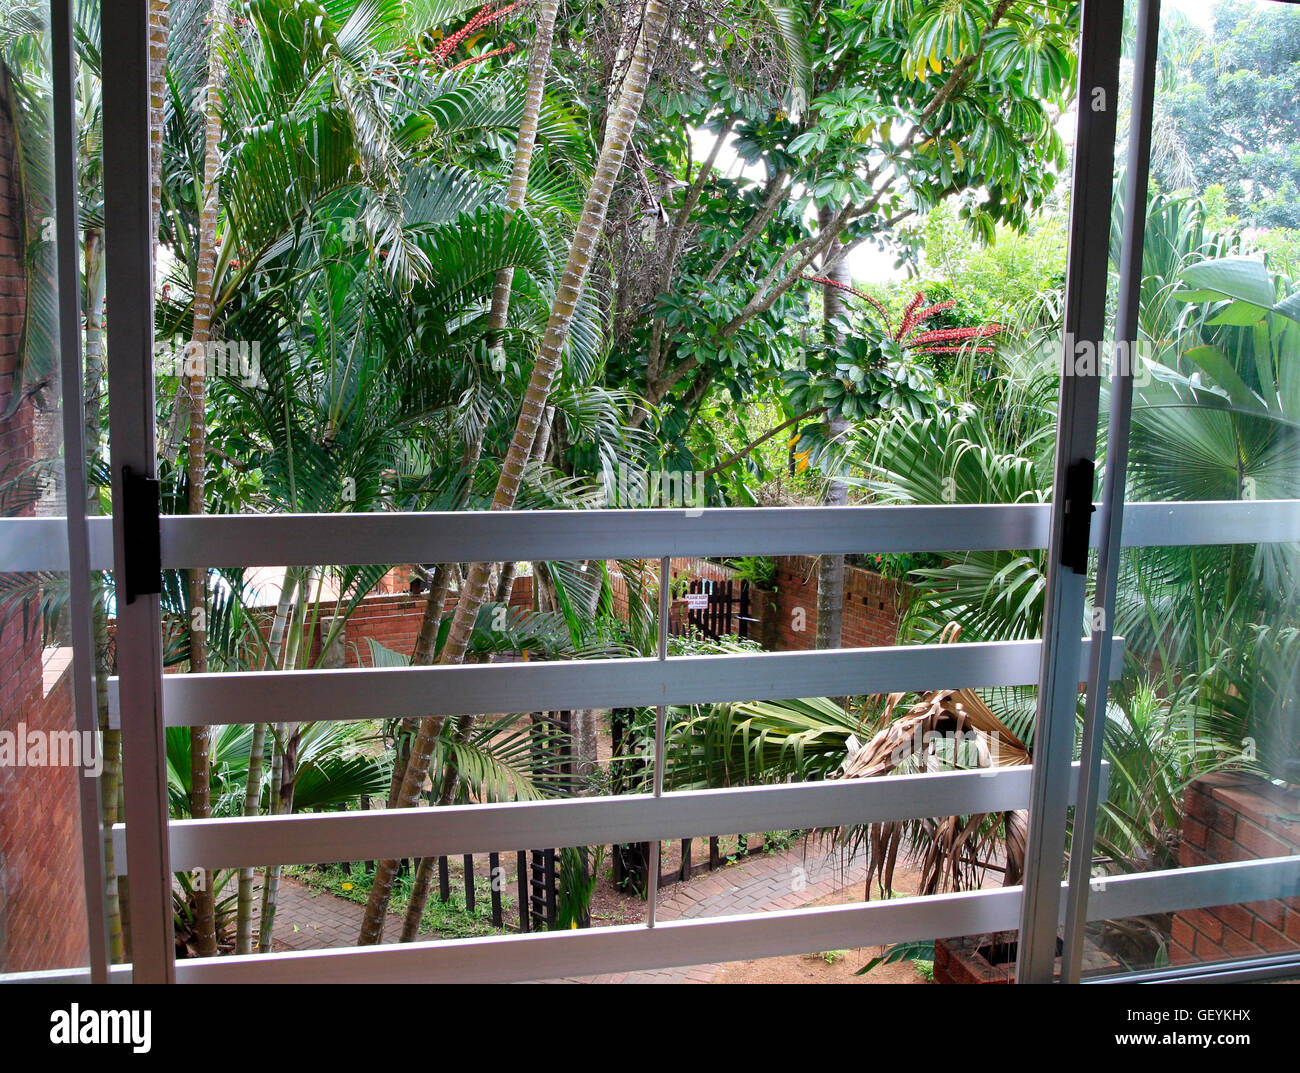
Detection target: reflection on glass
<box><xmin>0</xmin><ymin>3</ymin><xmax>92</xmax><ymax>973</ymax></box>
<box><xmin>1083</xmin><ymin>0</ymin><xmax>1300</xmax><ymax>976</ymax></box>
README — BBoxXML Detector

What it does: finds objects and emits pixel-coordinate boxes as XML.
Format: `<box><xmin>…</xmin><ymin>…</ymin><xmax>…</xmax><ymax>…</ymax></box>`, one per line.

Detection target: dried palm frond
<box><xmin>825</xmin><ymin>623</ymin><xmax>1031</xmax><ymax>899</ymax></box>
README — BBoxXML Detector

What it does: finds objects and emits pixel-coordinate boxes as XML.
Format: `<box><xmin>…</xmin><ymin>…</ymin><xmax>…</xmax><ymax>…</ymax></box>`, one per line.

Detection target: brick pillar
<box><xmin>769</xmin><ymin>555</ymin><xmax>905</xmax><ymax>651</ymax></box>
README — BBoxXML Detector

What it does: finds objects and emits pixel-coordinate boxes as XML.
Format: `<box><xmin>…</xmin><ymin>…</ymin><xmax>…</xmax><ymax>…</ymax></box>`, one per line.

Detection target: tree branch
<box><xmin>701</xmin><ymin>406</ymin><xmax>827</xmax><ymax>478</ymax></box>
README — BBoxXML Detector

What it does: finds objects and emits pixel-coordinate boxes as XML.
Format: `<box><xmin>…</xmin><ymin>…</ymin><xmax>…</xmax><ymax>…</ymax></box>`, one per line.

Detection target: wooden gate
<box><xmin>681</xmin><ymin>578</ymin><xmax>750</xmax><ymax>639</ymax></box>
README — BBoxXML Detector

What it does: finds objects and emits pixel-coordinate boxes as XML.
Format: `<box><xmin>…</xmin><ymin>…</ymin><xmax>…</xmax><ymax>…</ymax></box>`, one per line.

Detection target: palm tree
<box><xmin>153</xmin><ymin>0</ymin><xmax>557</xmax><ymax>950</ymax></box>
<box><xmin>165</xmin><ymin>715</ymin><xmax>392</xmax><ymax>956</ymax></box>
<box><xmin>180</xmin><ymin>0</ymin><xmax>227</xmax><ymax>960</ymax></box>
<box><xmin>814</xmin><ymin>207</ymin><xmax>850</xmax><ymax>658</ymax></box>
<box><xmin>358</xmin><ymin>0</ymin><xmax>672</xmax><ymax>944</ymax></box>
<box><xmin>387</xmin><ymin>0</ymin><xmax>565</xmax><ymax>818</ymax></box>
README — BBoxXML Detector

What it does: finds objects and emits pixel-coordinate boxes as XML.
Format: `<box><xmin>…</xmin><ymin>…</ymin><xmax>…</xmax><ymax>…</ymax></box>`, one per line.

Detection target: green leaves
<box><xmin>902</xmin><ymin>0</ymin><xmax>993</xmax><ymax>80</ymax></box>
<box><xmin>1176</xmin><ymin>255</ymin><xmax>1300</xmax><ymax>325</ymax></box>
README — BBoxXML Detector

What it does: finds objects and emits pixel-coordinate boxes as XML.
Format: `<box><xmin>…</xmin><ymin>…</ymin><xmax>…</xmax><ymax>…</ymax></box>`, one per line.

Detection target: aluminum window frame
<box><xmin>4</xmin><ymin>0</ymin><xmax>1297</xmax><ymax>986</ymax></box>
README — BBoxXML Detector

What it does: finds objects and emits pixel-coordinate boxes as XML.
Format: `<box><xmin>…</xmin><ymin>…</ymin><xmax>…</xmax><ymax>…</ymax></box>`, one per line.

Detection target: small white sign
<box><xmin>685</xmin><ymin>592</ymin><xmax>709</xmax><ymax>610</ymax></box>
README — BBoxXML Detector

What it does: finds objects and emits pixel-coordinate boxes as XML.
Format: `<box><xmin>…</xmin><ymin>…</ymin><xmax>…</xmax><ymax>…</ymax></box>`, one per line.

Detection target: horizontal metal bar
<box><xmin>107</xmin><ymin>637</ymin><xmax>1124</xmax><ymax>729</ymax></box>
<box><xmin>13</xmin><ymin>850</ymin><xmax>1296</xmax><ymax>985</ymax></box>
<box><xmin>172</xmin><ymin>886</ymin><xmax>1026</xmax><ymax>984</ymax></box>
<box><xmin>0</xmin><ymin>964</ymin><xmax>133</xmax><ymax>984</ymax></box>
<box><xmin>148</xmin><ymin>763</ymin><xmax>1097</xmax><ymax>872</ymax></box>
<box><xmin>158</xmin><ymin>504</ymin><xmax>1058</xmax><ymax>565</ymax></box>
<box><xmin>1119</xmin><ymin>499</ymin><xmax>1300</xmax><ymax>548</ymax></box>
<box><xmin>1086</xmin><ymin>854</ymin><xmax>1300</xmax><ymax>923</ymax></box>
<box><xmin>1090</xmin><ymin>952</ymin><xmax>1300</xmax><ymax>985</ymax></box>
<box><xmin>4</xmin><ymin>500</ymin><xmax>1296</xmax><ymax>573</ymax></box>
<box><xmin>0</xmin><ymin>515</ymin><xmax>114</xmax><ymax>572</ymax></box>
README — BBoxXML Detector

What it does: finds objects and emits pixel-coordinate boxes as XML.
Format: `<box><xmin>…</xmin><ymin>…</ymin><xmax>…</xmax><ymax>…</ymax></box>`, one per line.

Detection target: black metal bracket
<box><xmin>121</xmin><ymin>464</ymin><xmax>161</xmax><ymax>604</ymax></box>
<box><xmin>1060</xmin><ymin>458</ymin><xmax>1096</xmax><ymax>575</ymax></box>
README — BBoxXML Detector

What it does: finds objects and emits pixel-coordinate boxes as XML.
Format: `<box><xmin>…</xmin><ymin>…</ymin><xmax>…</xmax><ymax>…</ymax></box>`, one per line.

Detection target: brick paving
<box><xmin>269</xmin><ymin>878</ymin><xmax>406</xmax><ymax>951</ymax></box>
<box><xmin>549</xmin><ymin>844</ymin><xmax>869</xmax><ymax>984</ymax></box>
<box><xmin>268</xmin><ymin>843</ymin><xmax>869</xmax><ymax>982</ymax></box>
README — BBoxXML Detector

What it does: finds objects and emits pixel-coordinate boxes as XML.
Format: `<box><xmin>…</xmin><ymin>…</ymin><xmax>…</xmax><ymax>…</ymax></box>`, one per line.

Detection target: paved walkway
<box><xmin>269</xmin><ymin>877</ymin><xmax>405</xmax><ymax>951</ymax></box>
<box><xmin>553</xmin><ymin>844</ymin><xmax>869</xmax><ymax>983</ymax></box>
<box><xmin>268</xmin><ymin>844</ymin><xmax>870</xmax><ymax>981</ymax></box>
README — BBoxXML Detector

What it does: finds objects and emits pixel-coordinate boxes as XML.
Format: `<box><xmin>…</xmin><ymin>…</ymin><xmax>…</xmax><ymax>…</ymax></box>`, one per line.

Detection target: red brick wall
<box><xmin>0</xmin><ymin>68</ymin><xmax>88</xmax><ymax>973</ymax></box>
<box><xmin>0</xmin><ymin>72</ymin><xmax>30</xmax><ymax>502</ymax></box>
<box><xmin>765</xmin><ymin>555</ymin><xmax>904</xmax><ymax>651</ymax></box>
<box><xmin>253</xmin><ymin>554</ymin><xmax>902</xmax><ymax>671</ymax></box>
<box><xmin>1169</xmin><ymin>773</ymin><xmax>1300</xmax><ymax>965</ymax></box>
<box><xmin>0</xmin><ymin>672</ymin><xmax>87</xmax><ymax>971</ymax></box>
<box><xmin>297</xmin><ymin>575</ymin><xmax>535</xmax><ymax>668</ymax></box>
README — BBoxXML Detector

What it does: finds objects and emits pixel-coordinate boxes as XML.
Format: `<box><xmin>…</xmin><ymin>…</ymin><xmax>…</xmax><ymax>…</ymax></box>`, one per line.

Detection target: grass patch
<box><xmin>287</xmin><ymin>862</ymin><xmax>512</xmax><ymax>940</ymax></box>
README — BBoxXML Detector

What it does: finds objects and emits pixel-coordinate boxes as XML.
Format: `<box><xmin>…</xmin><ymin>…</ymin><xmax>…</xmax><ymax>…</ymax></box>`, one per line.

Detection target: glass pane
<box><xmin>0</xmin><ymin>0</ymin><xmax>98</xmax><ymax>975</ymax></box>
<box><xmin>136</xmin><ymin>0</ymin><xmax>1106</xmax><ymax>976</ymax></box>
<box><xmin>1080</xmin><ymin>0</ymin><xmax>1300</xmax><ymax>978</ymax></box>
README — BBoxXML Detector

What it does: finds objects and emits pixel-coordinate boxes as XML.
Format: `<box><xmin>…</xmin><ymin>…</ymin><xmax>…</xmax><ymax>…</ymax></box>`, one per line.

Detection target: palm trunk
<box><xmin>256</xmin><ymin>568</ymin><xmax>316</xmax><ymax>951</ymax></box>
<box><xmin>81</xmin><ymin>228</ymin><xmax>126</xmax><ymax>962</ymax></box>
<box><xmin>182</xmin><ymin>0</ymin><xmax>228</xmax><ymax>959</ymax></box>
<box><xmin>392</xmin><ymin>0</ymin><xmax>563</xmax><ymax>939</ymax></box>
<box><xmin>256</xmin><ymin>723</ymin><xmax>298</xmax><ymax>952</ymax></box>
<box><xmin>385</xmin><ymin>434</ymin><xmax>486</xmax><ymax>805</ymax></box>
<box><xmin>362</xmin><ymin>0</ymin><xmax>670</xmax><ymax>945</ymax></box>
<box><xmin>256</xmin><ymin>725</ymin><xmax>286</xmax><ymax>953</ymax></box>
<box><xmin>487</xmin><ymin>0</ymin><xmax>560</xmax><ymax>355</ymax></box>
<box><xmin>385</xmin><ymin>0</ymin><xmax>563</xmax><ymax>812</ymax></box>
<box><xmin>235</xmin><ymin>568</ymin><xmax>296</xmax><ymax>953</ymax></box>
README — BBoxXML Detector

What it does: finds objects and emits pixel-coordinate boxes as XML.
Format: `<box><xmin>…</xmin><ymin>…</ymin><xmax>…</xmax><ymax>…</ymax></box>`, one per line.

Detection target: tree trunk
<box><xmin>182</xmin><ymin>0</ymin><xmax>228</xmax><ymax>960</ymax></box>
<box><xmin>235</xmin><ymin>568</ymin><xmax>296</xmax><ymax>953</ymax></box>
<box><xmin>256</xmin><ymin>724</ymin><xmax>289</xmax><ymax>952</ymax></box>
<box><xmin>256</xmin><ymin>568</ymin><xmax>316</xmax><ymax>951</ymax></box>
<box><xmin>362</xmin><ymin>0</ymin><xmax>670</xmax><ymax>946</ymax></box>
<box><xmin>81</xmin><ymin>228</ymin><xmax>126</xmax><ymax>963</ymax></box>
<box><xmin>814</xmin><ymin>207</ymin><xmax>849</xmax><ymax>664</ymax></box>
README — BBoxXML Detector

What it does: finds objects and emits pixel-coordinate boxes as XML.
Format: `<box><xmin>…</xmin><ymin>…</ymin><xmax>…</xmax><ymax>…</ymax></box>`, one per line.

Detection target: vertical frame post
<box><xmin>51</xmin><ymin>0</ymin><xmax>109</xmax><ymax>984</ymax></box>
<box><xmin>645</xmin><ymin>555</ymin><xmax>670</xmax><ymax>926</ymax></box>
<box><xmin>1061</xmin><ymin>0</ymin><xmax>1162</xmax><ymax>983</ymax></box>
<box><xmin>102</xmin><ymin>0</ymin><xmax>174</xmax><ymax>982</ymax></box>
<box><xmin>1016</xmin><ymin>0</ymin><xmax>1125</xmax><ymax>984</ymax></box>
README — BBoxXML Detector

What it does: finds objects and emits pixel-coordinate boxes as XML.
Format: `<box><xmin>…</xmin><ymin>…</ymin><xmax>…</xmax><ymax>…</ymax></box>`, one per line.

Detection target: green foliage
<box><xmin>555</xmin><ymin>845</ymin><xmax>605</xmax><ymax>930</ymax></box>
<box><xmin>724</xmin><ymin>555</ymin><xmax>778</xmax><ymax>590</ymax></box>
<box><xmin>291</xmin><ymin>860</ymin><xmax>507</xmax><ymax>940</ymax></box>
<box><xmin>855</xmin><ymin>938</ymin><xmax>935</xmax><ymax>976</ymax></box>
<box><xmin>916</xmin><ymin>199</ymin><xmax>1069</xmax><ymax>325</ymax></box>
<box><xmin>1148</xmin><ymin>1</ymin><xmax>1300</xmax><ymax>228</ymax></box>
<box><xmin>667</xmin><ymin>695</ymin><xmax>865</xmax><ymax>789</ymax></box>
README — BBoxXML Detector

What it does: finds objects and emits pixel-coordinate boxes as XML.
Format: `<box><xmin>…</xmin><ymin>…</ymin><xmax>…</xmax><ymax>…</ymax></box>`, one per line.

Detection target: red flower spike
<box><xmin>911</xmin><ymin>301</ymin><xmax>957</xmax><ymax>323</ymax></box>
<box><xmin>433</xmin><ymin>1</ymin><xmax>522</xmax><ymax>64</ymax></box>
<box><xmin>449</xmin><ymin>43</ymin><xmax>517</xmax><ymax>71</ymax></box>
<box><xmin>896</xmin><ymin>292</ymin><xmax>927</xmax><ymax>341</ymax></box>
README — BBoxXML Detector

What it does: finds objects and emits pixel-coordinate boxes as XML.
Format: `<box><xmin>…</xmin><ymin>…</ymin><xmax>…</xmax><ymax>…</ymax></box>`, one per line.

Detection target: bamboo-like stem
<box><xmin>235</xmin><ymin>568</ymin><xmax>295</xmax><ymax>953</ymax></box>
